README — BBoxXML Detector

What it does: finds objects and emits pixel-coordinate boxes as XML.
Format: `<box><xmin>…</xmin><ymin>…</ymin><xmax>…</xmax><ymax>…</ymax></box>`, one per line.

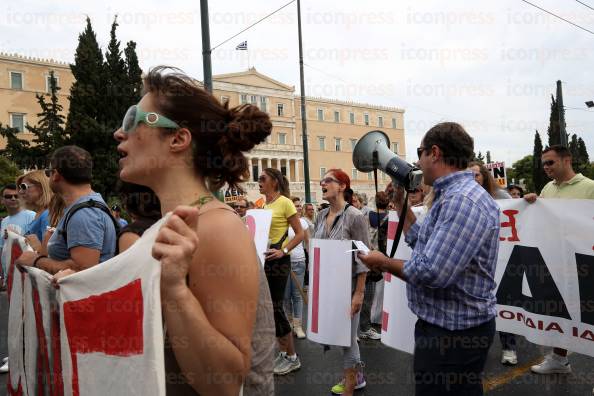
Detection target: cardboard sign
<box><xmin>486</xmin><ymin>161</ymin><xmax>507</xmax><ymax>188</ymax></box>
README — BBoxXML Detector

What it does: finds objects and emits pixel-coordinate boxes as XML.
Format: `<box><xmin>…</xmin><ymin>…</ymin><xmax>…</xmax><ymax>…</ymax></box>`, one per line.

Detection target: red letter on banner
<box><xmin>500</xmin><ymin>210</ymin><xmax>520</xmax><ymax>242</ymax></box>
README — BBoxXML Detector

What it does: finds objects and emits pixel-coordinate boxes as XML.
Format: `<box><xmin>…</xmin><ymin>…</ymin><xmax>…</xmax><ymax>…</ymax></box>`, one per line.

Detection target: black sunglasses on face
<box><xmin>3</xmin><ymin>194</ymin><xmax>18</xmax><ymax>199</ymax></box>
<box><xmin>417</xmin><ymin>147</ymin><xmax>426</xmax><ymax>159</ymax></box>
<box><xmin>235</xmin><ymin>205</ymin><xmax>247</xmax><ymax>209</ymax></box>
<box><xmin>542</xmin><ymin>160</ymin><xmax>555</xmax><ymax>167</ymax></box>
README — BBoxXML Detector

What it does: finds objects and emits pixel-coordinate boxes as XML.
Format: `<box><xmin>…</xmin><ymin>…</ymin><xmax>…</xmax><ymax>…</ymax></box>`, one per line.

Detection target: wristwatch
<box><xmin>282</xmin><ymin>247</ymin><xmax>289</xmax><ymax>256</ymax></box>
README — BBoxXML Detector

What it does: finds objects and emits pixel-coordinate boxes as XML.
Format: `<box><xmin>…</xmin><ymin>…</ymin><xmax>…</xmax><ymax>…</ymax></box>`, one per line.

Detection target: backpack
<box><xmin>59</xmin><ymin>199</ymin><xmax>120</xmax><ymax>245</ymax></box>
<box><xmin>368</xmin><ymin>211</ymin><xmax>388</xmax><ymax>252</ymax></box>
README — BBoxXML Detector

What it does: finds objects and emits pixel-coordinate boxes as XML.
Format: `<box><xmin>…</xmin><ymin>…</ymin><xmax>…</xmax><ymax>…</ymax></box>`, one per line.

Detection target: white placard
<box><xmin>307</xmin><ymin>239</ymin><xmax>352</xmax><ymax>347</ymax></box>
<box><xmin>245</xmin><ymin>209</ymin><xmax>273</xmax><ymax>266</ymax></box>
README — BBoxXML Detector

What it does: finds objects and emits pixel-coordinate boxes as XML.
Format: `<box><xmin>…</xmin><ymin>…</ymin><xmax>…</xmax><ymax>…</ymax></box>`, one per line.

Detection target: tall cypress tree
<box><xmin>486</xmin><ymin>150</ymin><xmax>492</xmax><ymax>164</ymax></box>
<box><xmin>104</xmin><ymin>16</ymin><xmax>128</xmax><ymax>127</ymax></box>
<box><xmin>577</xmin><ymin>137</ymin><xmax>590</xmax><ymax>174</ymax></box>
<box><xmin>124</xmin><ymin>40</ymin><xmax>143</xmax><ymax>105</ymax></box>
<box><xmin>65</xmin><ymin>17</ymin><xmax>104</xmax><ymax>144</ymax></box>
<box><xmin>533</xmin><ymin>130</ymin><xmax>547</xmax><ymax>193</ymax></box>
<box><xmin>547</xmin><ymin>94</ymin><xmax>567</xmax><ymax>147</ymax></box>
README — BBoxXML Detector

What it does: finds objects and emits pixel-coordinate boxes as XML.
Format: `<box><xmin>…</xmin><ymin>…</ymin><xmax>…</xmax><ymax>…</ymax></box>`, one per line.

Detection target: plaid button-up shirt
<box><xmin>403</xmin><ymin>171</ymin><xmax>500</xmax><ymax>330</ymax></box>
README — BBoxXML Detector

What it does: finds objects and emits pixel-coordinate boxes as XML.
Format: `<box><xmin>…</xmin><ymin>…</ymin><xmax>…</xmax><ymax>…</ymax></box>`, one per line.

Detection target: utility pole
<box><xmin>200</xmin><ymin>0</ymin><xmax>213</xmax><ymax>92</ymax></box>
<box><xmin>297</xmin><ymin>0</ymin><xmax>311</xmax><ymax>203</ymax></box>
<box><xmin>556</xmin><ymin>80</ymin><xmax>567</xmax><ymax>147</ymax></box>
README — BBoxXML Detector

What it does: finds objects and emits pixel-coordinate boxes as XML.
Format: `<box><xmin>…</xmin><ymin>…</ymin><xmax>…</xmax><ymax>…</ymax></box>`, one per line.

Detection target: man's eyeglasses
<box><xmin>122</xmin><ymin>104</ymin><xmax>180</xmax><ymax>134</ymax></box>
<box><xmin>18</xmin><ymin>183</ymin><xmax>34</xmax><ymax>191</ymax></box>
<box><xmin>542</xmin><ymin>160</ymin><xmax>555</xmax><ymax>167</ymax></box>
<box><xmin>44</xmin><ymin>168</ymin><xmax>55</xmax><ymax>178</ymax></box>
<box><xmin>235</xmin><ymin>205</ymin><xmax>247</xmax><ymax>209</ymax></box>
<box><xmin>319</xmin><ymin>177</ymin><xmax>340</xmax><ymax>186</ymax></box>
<box><xmin>3</xmin><ymin>194</ymin><xmax>18</xmax><ymax>200</ymax></box>
<box><xmin>417</xmin><ymin>147</ymin><xmax>426</xmax><ymax>159</ymax></box>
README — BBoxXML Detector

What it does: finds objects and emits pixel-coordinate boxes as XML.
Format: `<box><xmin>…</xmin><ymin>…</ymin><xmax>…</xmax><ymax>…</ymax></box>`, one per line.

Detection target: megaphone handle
<box><xmin>373</xmin><ymin>151</ymin><xmax>379</xmax><ymax>195</ymax></box>
<box><xmin>388</xmin><ymin>190</ymin><xmax>409</xmax><ymax>259</ymax></box>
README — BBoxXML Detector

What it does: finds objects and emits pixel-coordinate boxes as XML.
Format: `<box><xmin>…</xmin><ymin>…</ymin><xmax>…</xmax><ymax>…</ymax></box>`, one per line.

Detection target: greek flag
<box><xmin>235</xmin><ymin>41</ymin><xmax>248</xmax><ymax>50</ymax></box>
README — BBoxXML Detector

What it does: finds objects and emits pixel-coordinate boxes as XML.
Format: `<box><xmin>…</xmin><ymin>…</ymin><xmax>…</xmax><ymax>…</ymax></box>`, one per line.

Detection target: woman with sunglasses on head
<box><xmin>17</xmin><ymin>170</ymin><xmax>52</xmax><ymax>252</ymax></box>
<box><xmin>258</xmin><ymin>168</ymin><xmax>304</xmax><ymax>376</ymax></box>
<box><xmin>114</xmin><ymin>67</ymin><xmax>275</xmax><ymax>396</ymax></box>
<box><xmin>315</xmin><ymin>169</ymin><xmax>370</xmax><ymax>395</ymax></box>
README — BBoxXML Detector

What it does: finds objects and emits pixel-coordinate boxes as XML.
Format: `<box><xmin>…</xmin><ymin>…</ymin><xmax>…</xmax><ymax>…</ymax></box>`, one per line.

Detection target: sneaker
<box><xmin>293</xmin><ymin>319</ymin><xmax>306</xmax><ymax>339</ymax></box>
<box><xmin>273</xmin><ymin>352</ymin><xmax>286</xmax><ymax>368</ymax></box>
<box><xmin>0</xmin><ymin>359</ymin><xmax>8</xmax><ymax>373</ymax></box>
<box><xmin>330</xmin><ymin>372</ymin><xmax>366</xmax><ymax>394</ymax></box>
<box><xmin>274</xmin><ymin>354</ymin><xmax>301</xmax><ymax>375</ymax></box>
<box><xmin>359</xmin><ymin>328</ymin><xmax>381</xmax><ymax>340</ymax></box>
<box><xmin>531</xmin><ymin>354</ymin><xmax>571</xmax><ymax>374</ymax></box>
<box><xmin>2</xmin><ymin>357</ymin><xmax>7</xmax><ymax>363</ymax></box>
<box><xmin>501</xmin><ymin>350</ymin><xmax>518</xmax><ymax>365</ymax></box>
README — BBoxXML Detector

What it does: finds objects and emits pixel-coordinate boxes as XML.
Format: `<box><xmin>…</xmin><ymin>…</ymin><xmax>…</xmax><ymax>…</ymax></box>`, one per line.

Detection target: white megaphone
<box><xmin>352</xmin><ymin>130</ymin><xmax>423</xmax><ymax>191</ymax></box>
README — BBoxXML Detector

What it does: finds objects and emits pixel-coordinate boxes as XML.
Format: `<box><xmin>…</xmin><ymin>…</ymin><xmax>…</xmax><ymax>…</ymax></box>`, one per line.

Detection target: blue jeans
<box><xmin>284</xmin><ymin>260</ymin><xmax>306</xmax><ymax>320</ymax></box>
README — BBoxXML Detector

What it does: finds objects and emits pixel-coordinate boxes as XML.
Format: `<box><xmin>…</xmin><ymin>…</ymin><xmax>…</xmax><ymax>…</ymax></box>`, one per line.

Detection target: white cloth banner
<box><xmin>57</xmin><ymin>219</ymin><xmax>165</xmax><ymax>396</ymax></box>
<box><xmin>245</xmin><ymin>209</ymin><xmax>272</xmax><ymax>266</ymax></box>
<box><xmin>382</xmin><ymin>200</ymin><xmax>594</xmax><ymax>358</ymax></box>
<box><xmin>6</xmin><ymin>220</ymin><xmax>166</xmax><ymax>396</ymax></box>
<box><xmin>306</xmin><ymin>239</ymin><xmax>352</xmax><ymax>347</ymax></box>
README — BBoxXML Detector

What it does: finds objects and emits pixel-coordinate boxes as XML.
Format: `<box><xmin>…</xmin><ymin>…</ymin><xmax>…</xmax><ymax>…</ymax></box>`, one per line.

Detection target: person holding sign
<box><xmin>259</xmin><ymin>168</ymin><xmax>304</xmax><ymax>376</ymax></box>
<box><xmin>359</xmin><ymin>122</ymin><xmax>500</xmax><ymax>396</ymax></box>
<box><xmin>524</xmin><ymin>145</ymin><xmax>594</xmax><ymax>376</ymax></box>
<box><xmin>314</xmin><ymin>169</ymin><xmax>370</xmax><ymax>395</ymax></box>
<box><xmin>113</xmin><ymin>67</ymin><xmax>275</xmax><ymax>395</ymax></box>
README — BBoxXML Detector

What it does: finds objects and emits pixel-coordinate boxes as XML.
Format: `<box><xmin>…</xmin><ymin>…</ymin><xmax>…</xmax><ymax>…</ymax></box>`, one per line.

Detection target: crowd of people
<box><xmin>1</xmin><ymin>66</ymin><xmax>593</xmax><ymax>396</ymax></box>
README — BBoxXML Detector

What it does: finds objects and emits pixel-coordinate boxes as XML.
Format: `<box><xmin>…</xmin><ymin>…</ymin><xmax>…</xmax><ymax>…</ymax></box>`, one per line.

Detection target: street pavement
<box><xmin>0</xmin><ymin>291</ymin><xmax>592</xmax><ymax>395</ymax></box>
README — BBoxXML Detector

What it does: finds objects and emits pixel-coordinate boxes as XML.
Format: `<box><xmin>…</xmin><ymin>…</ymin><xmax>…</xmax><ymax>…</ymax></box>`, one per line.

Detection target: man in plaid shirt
<box><xmin>359</xmin><ymin>122</ymin><xmax>500</xmax><ymax>396</ymax></box>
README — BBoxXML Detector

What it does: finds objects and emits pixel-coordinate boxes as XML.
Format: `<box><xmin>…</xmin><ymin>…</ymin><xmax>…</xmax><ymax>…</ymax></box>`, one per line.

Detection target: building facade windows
<box><xmin>318</xmin><ymin>136</ymin><xmax>325</xmax><ymax>151</ymax></box>
<box><xmin>364</xmin><ymin>112</ymin><xmax>369</xmax><ymax>126</ymax></box>
<box><xmin>334</xmin><ymin>111</ymin><xmax>340</xmax><ymax>122</ymax></box>
<box><xmin>335</xmin><ymin>138</ymin><xmax>341</xmax><ymax>152</ymax></box>
<box><xmin>349</xmin><ymin>112</ymin><xmax>355</xmax><ymax>124</ymax></box>
<box><xmin>278</xmin><ymin>133</ymin><xmax>286</xmax><ymax>145</ymax></box>
<box><xmin>240</xmin><ymin>94</ymin><xmax>247</xmax><ymax>104</ymax></box>
<box><xmin>252</xmin><ymin>164</ymin><xmax>259</xmax><ymax>182</ymax></box>
<box><xmin>250</xmin><ymin>95</ymin><xmax>257</xmax><ymax>105</ymax></box>
<box><xmin>10</xmin><ymin>113</ymin><xmax>25</xmax><ymax>132</ymax></box>
<box><xmin>392</xmin><ymin>117</ymin><xmax>397</xmax><ymax>129</ymax></box>
<box><xmin>352</xmin><ymin>169</ymin><xmax>358</xmax><ymax>180</ymax></box>
<box><xmin>260</xmin><ymin>96</ymin><xmax>267</xmax><ymax>112</ymax></box>
<box><xmin>45</xmin><ymin>74</ymin><xmax>59</xmax><ymax>93</ymax></box>
<box><xmin>392</xmin><ymin>142</ymin><xmax>399</xmax><ymax>153</ymax></box>
<box><xmin>378</xmin><ymin>115</ymin><xmax>384</xmax><ymax>128</ymax></box>
<box><xmin>317</xmin><ymin>108</ymin><xmax>324</xmax><ymax>121</ymax></box>
<box><xmin>277</xmin><ymin>103</ymin><xmax>284</xmax><ymax>116</ymax></box>
<box><xmin>10</xmin><ymin>71</ymin><xmax>23</xmax><ymax>90</ymax></box>
<box><xmin>350</xmin><ymin>138</ymin><xmax>357</xmax><ymax>151</ymax></box>
<box><xmin>320</xmin><ymin>167</ymin><xmax>326</xmax><ymax>178</ymax></box>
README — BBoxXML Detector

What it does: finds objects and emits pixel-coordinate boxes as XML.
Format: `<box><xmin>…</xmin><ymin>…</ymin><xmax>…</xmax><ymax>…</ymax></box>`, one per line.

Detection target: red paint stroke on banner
<box><xmin>311</xmin><ymin>247</ymin><xmax>321</xmax><ymax>334</ymax></box>
<box><xmin>245</xmin><ymin>215</ymin><xmax>256</xmax><ymax>239</ymax></box>
<box><xmin>384</xmin><ymin>272</ymin><xmax>392</xmax><ymax>283</ymax></box>
<box><xmin>63</xmin><ymin>279</ymin><xmax>144</xmax><ymax>396</ymax></box>
<box><xmin>382</xmin><ymin>311</ymin><xmax>389</xmax><ymax>332</ymax></box>
<box><xmin>387</xmin><ymin>221</ymin><xmax>398</xmax><ymax>241</ymax></box>
<box><xmin>50</xmin><ymin>302</ymin><xmax>63</xmax><ymax>396</ymax></box>
<box><xmin>32</xmin><ymin>285</ymin><xmax>51</xmax><ymax>395</ymax></box>
<box><xmin>7</xmin><ymin>241</ymin><xmax>23</xmax><ymax>301</ymax></box>
<box><xmin>7</xmin><ymin>378</ymin><xmax>23</xmax><ymax>396</ymax></box>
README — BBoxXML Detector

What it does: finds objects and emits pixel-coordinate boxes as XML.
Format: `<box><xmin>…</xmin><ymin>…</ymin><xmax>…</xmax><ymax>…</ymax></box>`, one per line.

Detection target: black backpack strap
<box><xmin>59</xmin><ymin>199</ymin><xmax>120</xmax><ymax>246</ymax></box>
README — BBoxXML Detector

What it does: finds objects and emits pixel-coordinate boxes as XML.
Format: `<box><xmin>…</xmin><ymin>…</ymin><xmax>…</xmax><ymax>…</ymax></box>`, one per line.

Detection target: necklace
<box><xmin>267</xmin><ymin>192</ymin><xmax>281</xmax><ymax>204</ymax></box>
<box><xmin>188</xmin><ymin>195</ymin><xmax>214</xmax><ymax>208</ymax></box>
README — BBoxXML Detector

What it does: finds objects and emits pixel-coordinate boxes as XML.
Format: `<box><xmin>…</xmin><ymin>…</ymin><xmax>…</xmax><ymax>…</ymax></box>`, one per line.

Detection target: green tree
<box><xmin>486</xmin><ymin>150</ymin><xmax>492</xmax><ymax>164</ymax></box>
<box><xmin>0</xmin><ymin>124</ymin><xmax>31</xmax><ymax>168</ymax></box>
<box><xmin>547</xmin><ymin>94</ymin><xmax>568</xmax><ymax>147</ymax></box>
<box><xmin>124</xmin><ymin>40</ymin><xmax>143</xmax><ymax>105</ymax></box>
<box><xmin>576</xmin><ymin>137</ymin><xmax>590</xmax><ymax>174</ymax></box>
<box><xmin>0</xmin><ymin>154</ymin><xmax>21</xmax><ymax>187</ymax></box>
<box><xmin>474</xmin><ymin>151</ymin><xmax>485</xmax><ymax>163</ymax></box>
<box><xmin>508</xmin><ymin>155</ymin><xmax>534</xmax><ymax>192</ymax></box>
<box><xmin>533</xmin><ymin>130</ymin><xmax>547</xmax><ymax>193</ymax></box>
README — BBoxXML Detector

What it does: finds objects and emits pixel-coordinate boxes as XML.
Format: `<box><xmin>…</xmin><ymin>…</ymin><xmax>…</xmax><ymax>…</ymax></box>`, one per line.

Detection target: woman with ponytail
<box><xmin>113</xmin><ymin>67</ymin><xmax>274</xmax><ymax>395</ymax></box>
<box><xmin>258</xmin><ymin>167</ymin><xmax>304</xmax><ymax>376</ymax></box>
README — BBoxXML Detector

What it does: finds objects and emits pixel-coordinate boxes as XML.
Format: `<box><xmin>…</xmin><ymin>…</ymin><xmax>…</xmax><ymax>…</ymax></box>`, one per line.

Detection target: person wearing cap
<box><xmin>111</xmin><ymin>204</ymin><xmax>129</xmax><ymax>228</ymax></box>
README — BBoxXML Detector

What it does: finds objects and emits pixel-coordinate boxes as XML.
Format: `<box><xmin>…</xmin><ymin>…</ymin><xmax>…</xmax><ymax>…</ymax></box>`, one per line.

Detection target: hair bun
<box><xmin>224</xmin><ymin>104</ymin><xmax>272</xmax><ymax>151</ymax></box>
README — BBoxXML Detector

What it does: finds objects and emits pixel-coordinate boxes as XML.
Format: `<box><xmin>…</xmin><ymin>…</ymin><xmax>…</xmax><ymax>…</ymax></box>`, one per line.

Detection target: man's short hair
<box><xmin>1</xmin><ymin>183</ymin><xmax>17</xmax><ymax>195</ymax></box>
<box><xmin>422</xmin><ymin>122</ymin><xmax>474</xmax><ymax>169</ymax></box>
<box><xmin>50</xmin><ymin>145</ymin><xmax>93</xmax><ymax>185</ymax></box>
<box><xmin>543</xmin><ymin>145</ymin><xmax>572</xmax><ymax>159</ymax></box>
<box><xmin>291</xmin><ymin>196</ymin><xmax>301</xmax><ymax>204</ymax></box>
